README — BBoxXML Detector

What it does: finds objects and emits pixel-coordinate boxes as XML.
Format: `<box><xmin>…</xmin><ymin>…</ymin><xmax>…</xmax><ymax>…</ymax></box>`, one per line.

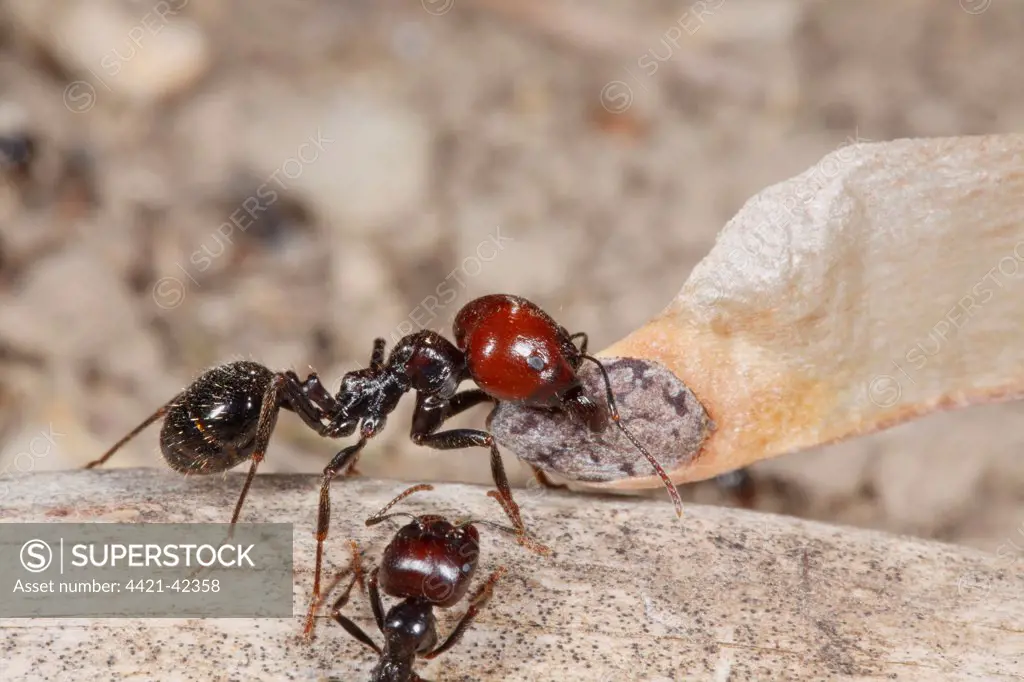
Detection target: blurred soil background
<box><xmin>0</xmin><ymin>0</ymin><xmax>1023</xmax><ymax>554</ymax></box>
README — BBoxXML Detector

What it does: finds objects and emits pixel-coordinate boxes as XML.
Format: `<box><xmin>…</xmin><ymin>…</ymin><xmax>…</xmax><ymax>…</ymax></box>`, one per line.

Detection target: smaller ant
<box><xmin>317</xmin><ymin>484</ymin><xmax>507</xmax><ymax>682</ymax></box>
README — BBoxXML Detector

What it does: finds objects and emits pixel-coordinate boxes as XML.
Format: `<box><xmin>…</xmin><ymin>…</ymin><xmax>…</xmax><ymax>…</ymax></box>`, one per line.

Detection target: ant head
<box><xmin>560</xmin><ymin>384</ymin><xmax>610</xmax><ymax>433</ymax></box>
<box><xmin>455</xmin><ymin>294</ymin><xmax>583</xmax><ymax>406</ymax></box>
<box><xmin>379</xmin><ymin>516</ymin><xmax>480</xmax><ymax>608</ymax></box>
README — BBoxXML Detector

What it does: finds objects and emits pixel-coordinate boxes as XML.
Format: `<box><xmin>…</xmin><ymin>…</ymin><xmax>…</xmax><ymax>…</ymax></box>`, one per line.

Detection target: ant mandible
<box><xmin>85</xmin><ymin>293</ymin><xmax>681</xmax><ymax>633</ymax></box>
<box><xmin>318</xmin><ymin>484</ymin><xmax>506</xmax><ymax>682</ymax></box>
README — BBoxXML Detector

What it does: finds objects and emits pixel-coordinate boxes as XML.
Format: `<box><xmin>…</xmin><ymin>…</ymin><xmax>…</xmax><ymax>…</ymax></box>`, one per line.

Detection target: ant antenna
<box><xmin>454</xmin><ymin>516</ymin><xmax>518</xmax><ymax>538</ymax></box>
<box><xmin>581</xmin><ymin>353</ymin><xmax>684</xmax><ymax>519</ymax></box>
<box><xmin>365</xmin><ymin>483</ymin><xmax>435</xmax><ymax>527</ymax></box>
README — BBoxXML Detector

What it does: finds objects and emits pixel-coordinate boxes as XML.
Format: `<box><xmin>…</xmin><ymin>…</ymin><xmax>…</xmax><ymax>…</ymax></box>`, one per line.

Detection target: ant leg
<box><xmin>410</xmin><ymin>428</ymin><xmax>548</xmax><ymax>554</ymax></box>
<box><xmin>409</xmin><ymin>391</ymin><xmax>547</xmax><ymax>552</ymax></box>
<box><xmin>349</xmin><ymin>539</ymin><xmax>367</xmax><ymax>593</ymax></box>
<box><xmin>229</xmin><ymin>374</ymin><xmax>289</xmax><ymax>526</ymax></box>
<box><xmin>83</xmin><ymin>395</ymin><xmax>181</xmax><ymax>468</ymax></box>
<box><xmin>282</xmin><ymin>370</ymin><xmax>361</xmax><ymax>436</ymax></box>
<box><xmin>416</xmin><ymin>430</ymin><xmax>520</xmax><ymax>538</ymax></box>
<box><xmin>529</xmin><ymin>465</ymin><xmax>567</xmax><ymax>490</ymax></box>
<box><xmin>304</xmin><ymin>540</ymin><xmax>364</xmax><ymax>639</ymax></box>
<box><xmin>422</xmin><ymin>566</ymin><xmax>506</xmax><ymax>660</ymax></box>
<box><xmin>369</xmin><ymin>338</ymin><xmax>386</xmax><ymax>372</ymax></box>
<box><xmin>279</xmin><ymin>373</ymin><xmax>337</xmax><ymax>434</ymax></box>
<box><xmin>480</xmin><ymin>491</ymin><xmax>547</xmax><ymax>554</ymax></box>
<box><xmin>330</xmin><ymin>572</ymin><xmax>382</xmax><ymax>654</ymax></box>
<box><xmin>293</xmin><ymin>371</ymin><xmax>335</xmax><ymax>407</ymax></box>
<box><xmin>446</xmin><ymin>388</ymin><xmax>493</xmax><ymax>415</ymax></box>
<box><xmin>305</xmin><ymin>438</ymin><xmax>369</xmax><ymax>638</ymax></box>
<box><xmin>231</xmin><ymin>370</ymin><xmax>342</xmax><ymax>527</ymax></box>
<box><xmin>367</xmin><ymin>567</ymin><xmax>386</xmax><ymax>631</ymax></box>
<box><xmin>569</xmin><ymin>332</ymin><xmax>589</xmax><ymax>355</ymax></box>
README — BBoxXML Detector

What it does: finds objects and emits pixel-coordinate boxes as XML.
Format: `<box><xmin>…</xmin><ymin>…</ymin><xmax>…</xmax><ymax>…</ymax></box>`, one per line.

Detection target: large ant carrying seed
<box><xmin>85</xmin><ymin>294</ymin><xmax>682</xmax><ymax>632</ymax></box>
<box><xmin>315</xmin><ymin>484</ymin><xmax>506</xmax><ymax>681</ymax></box>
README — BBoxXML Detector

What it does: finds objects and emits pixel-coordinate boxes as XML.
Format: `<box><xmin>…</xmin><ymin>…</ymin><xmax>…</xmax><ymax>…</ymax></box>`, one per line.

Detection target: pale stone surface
<box><xmin>1</xmin><ymin>469</ymin><xmax>1022</xmax><ymax>681</ymax></box>
<box><xmin>0</xmin><ymin>0</ymin><xmax>1022</xmax><ymax>581</ymax></box>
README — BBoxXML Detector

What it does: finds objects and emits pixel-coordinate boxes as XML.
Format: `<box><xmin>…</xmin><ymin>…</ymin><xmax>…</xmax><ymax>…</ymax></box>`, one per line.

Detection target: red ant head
<box><xmin>378</xmin><ymin>516</ymin><xmax>480</xmax><ymax>608</ymax></box>
<box><xmin>454</xmin><ymin>295</ymin><xmax>585</xmax><ymax>408</ymax></box>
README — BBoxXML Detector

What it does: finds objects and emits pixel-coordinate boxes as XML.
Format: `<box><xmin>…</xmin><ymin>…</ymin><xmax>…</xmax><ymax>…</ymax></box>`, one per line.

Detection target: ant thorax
<box><xmin>382</xmin><ymin>600</ymin><xmax>439</xmax><ymax>655</ymax></box>
<box><xmin>328</xmin><ymin>368</ymin><xmax>408</xmax><ymax>437</ymax></box>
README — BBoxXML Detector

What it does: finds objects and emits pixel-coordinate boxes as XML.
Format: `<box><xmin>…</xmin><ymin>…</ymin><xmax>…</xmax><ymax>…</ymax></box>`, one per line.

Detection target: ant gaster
<box><xmin>322</xmin><ymin>484</ymin><xmax>506</xmax><ymax>682</ymax></box>
<box><xmin>85</xmin><ymin>294</ymin><xmax>681</xmax><ymax>636</ymax></box>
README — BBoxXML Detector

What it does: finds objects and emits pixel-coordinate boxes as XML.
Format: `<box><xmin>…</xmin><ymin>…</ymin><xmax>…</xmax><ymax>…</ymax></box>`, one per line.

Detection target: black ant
<box><xmin>85</xmin><ymin>294</ymin><xmax>682</xmax><ymax>634</ymax></box>
<box><xmin>316</xmin><ymin>484</ymin><xmax>506</xmax><ymax>681</ymax></box>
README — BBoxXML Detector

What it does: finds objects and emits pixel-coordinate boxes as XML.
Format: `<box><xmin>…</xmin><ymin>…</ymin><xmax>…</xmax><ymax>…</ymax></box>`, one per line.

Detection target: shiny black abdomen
<box><xmin>159</xmin><ymin>361</ymin><xmax>275</xmax><ymax>474</ymax></box>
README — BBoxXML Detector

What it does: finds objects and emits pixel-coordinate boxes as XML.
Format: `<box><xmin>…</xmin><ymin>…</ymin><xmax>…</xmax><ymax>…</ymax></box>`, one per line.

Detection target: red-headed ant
<box><xmin>315</xmin><ymin>484</ymin><xmax>506</xmax><ymax>682</ymax></box>
<box><xmin>84</xmin><ymin>294</ymin><xmax>681</xmax><ymax>634</ymax></box>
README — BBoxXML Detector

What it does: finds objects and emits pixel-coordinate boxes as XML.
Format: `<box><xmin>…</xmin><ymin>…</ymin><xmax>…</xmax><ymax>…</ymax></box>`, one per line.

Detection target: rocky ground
<box><xmin>0</xmin><ymin>0</ymin><xmax>1022</xmax><ymax>555</ymax></box>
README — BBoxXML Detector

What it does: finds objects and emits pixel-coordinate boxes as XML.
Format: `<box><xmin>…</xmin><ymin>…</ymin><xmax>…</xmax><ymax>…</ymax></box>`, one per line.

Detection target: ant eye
<box><xmin>527</xmin><ymin>355</ymin><xmax>545</xmax><ymax>371</ymax></box>
<box><xmin>462</xmin><ymin>563</ymin><xmax>471</xmax><ymax>573</ymax></box>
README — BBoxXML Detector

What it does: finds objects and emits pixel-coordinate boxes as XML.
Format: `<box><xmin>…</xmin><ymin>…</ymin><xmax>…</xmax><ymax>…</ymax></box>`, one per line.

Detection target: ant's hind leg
<box><xmin>83</xmin><ymin>395</ymin><xmax>181</xmax><ymax>469</ymax></box>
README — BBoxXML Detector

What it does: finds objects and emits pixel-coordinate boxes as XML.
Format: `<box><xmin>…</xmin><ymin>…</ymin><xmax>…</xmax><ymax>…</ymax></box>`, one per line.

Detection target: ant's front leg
<box><xmin>329</xmin><ymin>570</ymin><xmax>381</xmax><ymax>654</ymax></box>
<box><xmin>281</xmin><ymin>370</ymin><xmax>339</xmax><ymax>434</ymax></box>
<box><xmin>409</xmin><ymin>391</ymin><xmax>549</xmax><ymax>555</ymax></box>
<box><xmin>569</xmin><ymin>331</ymin><xmax>589</xmax><ymax>355</ymax></box>
<box><xmin>423</xmin><ymin>566</ymin><xmax>506</xmax><ymax>660</ymax></box>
